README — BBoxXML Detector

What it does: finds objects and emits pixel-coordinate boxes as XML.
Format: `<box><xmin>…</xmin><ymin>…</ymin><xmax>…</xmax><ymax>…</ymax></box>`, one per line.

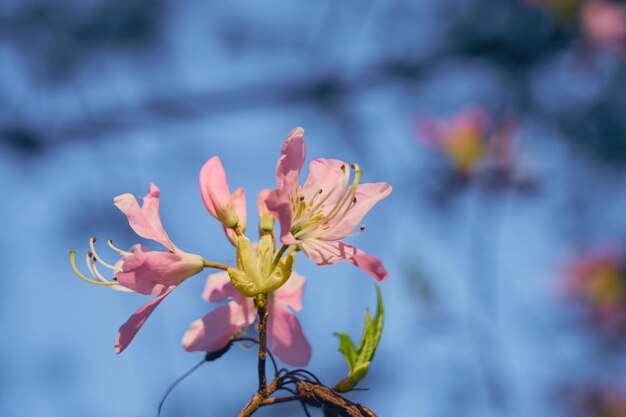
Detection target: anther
<box><xmin>341</xmin><ymin>164</ymin><xmax>347</xmax><ymax>171</ymax></box>
<box><xmin>360</xmin><ymin>225</ymin><xmax>366</xmax><ymax>231</ymax></box>
<box><xmin>353</xmin><ymin>197</ymin><xmax>357</xmax><ymax>204</ymax></box>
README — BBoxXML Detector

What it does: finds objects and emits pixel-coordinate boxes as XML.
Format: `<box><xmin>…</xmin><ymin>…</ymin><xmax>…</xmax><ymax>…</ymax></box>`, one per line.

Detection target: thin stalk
<box><xmin>254</xmin><ymin>295</ymin><xmax>269</xmax><ymax>397</ymax></box>
<box><xmin>203</xmin><ymin>260</ymin><xmax>230</xmax><ymax>270</ymax></box>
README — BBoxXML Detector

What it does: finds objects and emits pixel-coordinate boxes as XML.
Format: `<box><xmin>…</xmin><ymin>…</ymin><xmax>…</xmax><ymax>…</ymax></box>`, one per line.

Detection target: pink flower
<box><xmin>182</xmin><ymin>271</ymin><xmax>311</xmax><ymax>366</ymax></box>
<box><xmin>73</xmin><ymin>184</ymin><xmax>205</xmax><ymax>353</ymax></box>
<box><xmin>562</xmin><ymin>247</ymin><xmax>626</xmax><ymax>333</ymax></box>
<box><xmin>265</xmin><ymin>127</ymin><xmax>392</xmax><ymax>281</ymax></box>
<box><xmin>200</xmin><ymin>156</ymin><xmax>246</xmax><ymax>244</ymax></box>
<box><xmin>581</xmin><ymin>0</ymin><xmax>626</xmax><ymax>54</ymax></box>
<box><xmin>417</xmin><ymin>107</ymin><xmax>489</xmax><ymax>174</ymax></box>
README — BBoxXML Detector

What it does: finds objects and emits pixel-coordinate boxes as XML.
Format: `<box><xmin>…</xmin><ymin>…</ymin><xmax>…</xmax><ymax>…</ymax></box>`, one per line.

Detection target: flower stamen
<box><xmin>108</xmin><ymin>239</ymin><xmax>131</xmax><ymax>256</ymax></box>
<box><xmin>89</xmin><ymin>237</ymin><xmax>117</xmax><ymax>269</ymax></box>
<box><xmin>69</xmin><ymin>250</ymin><xmax>118</xmax><ymax>287</ymax></box>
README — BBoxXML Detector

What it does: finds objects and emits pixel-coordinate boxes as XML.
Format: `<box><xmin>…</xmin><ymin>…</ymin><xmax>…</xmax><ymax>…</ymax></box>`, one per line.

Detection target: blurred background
<box><xmin>2</xmin><ymin>0</ymin><xmax>626</xmax><ymax>415</ymax></box>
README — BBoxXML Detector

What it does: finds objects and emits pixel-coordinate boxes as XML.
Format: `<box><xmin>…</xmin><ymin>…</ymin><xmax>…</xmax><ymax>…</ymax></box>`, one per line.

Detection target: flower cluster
<box><xmin>561</xmin><ymin>247</ymin><xmax>626</xmax><ymax>334</ymax></box>
<box><xmin>416</xmin><ymin>107</ymin><xmax>529</xmax><ymax>187</ymax></box>
<box><xmin>71</xmin><ymin>127</ymin><xmax>392</xmax><ymax>366</ymax></box>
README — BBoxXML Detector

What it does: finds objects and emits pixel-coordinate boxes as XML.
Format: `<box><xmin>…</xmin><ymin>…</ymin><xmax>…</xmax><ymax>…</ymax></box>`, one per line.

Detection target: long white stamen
<box><xmin>89</xmin><ymin>237</ymin><xmax>117</xmax><ymax>269</ymax></box>
<box><xmin>108</xmin><ymin>239</ymin><xmax>131</xmax><ymax>256</ymax></box>
<box><xmin>86</xmin><ymin>253</ymin><xmax>102</xmax><ymax>281</ymax></box>
<box><xmin>89</xmin><ymin>261</ymin><xmax>132</xmax><ymax>292</ymax></box>
<box><xmin>90</xmin><ymin>256</ymin><xmax>117</xmax><ymax>283</ymax></box>
<box><xmin>69</xmin><ymin>251</ymin><xmax>117</xmax><ymax>287</ymax></box>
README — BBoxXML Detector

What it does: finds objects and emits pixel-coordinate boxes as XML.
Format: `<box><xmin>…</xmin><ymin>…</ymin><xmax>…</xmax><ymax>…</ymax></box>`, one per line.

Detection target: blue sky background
<box><xmin>1</xmin><ymin>0</ymin><xmax>626</xmax><ymax>416</ymax></box>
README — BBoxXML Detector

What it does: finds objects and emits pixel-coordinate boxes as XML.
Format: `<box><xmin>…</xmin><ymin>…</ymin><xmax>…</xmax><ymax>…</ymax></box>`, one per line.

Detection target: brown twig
<box><xmin>238</xmin><ymin>377</ymin><xmax>377</xmax><ymax>417</ymax></box>
<box><xmin>254</xmin><ymin>295</ymin><xmax>269</xmax><ymax>397</ymax></box>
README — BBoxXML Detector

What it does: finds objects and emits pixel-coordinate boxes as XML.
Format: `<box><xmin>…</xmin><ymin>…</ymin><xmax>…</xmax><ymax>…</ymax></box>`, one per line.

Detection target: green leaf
<box><xmin>333</xmin><ymin>286</ymin><xmax>384</xmax><ymax>393</ymax></box>
<box><xmin>333</xmin><ymin>332</ymin><xmax>357</xmax><ymax>373</ymax></box>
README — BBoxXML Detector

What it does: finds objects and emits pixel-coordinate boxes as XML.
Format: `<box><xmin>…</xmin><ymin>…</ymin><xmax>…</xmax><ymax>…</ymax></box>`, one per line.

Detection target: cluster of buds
<box><xmin>561</xmin><ymin>247</ymin><xmax>626</xmax><ymax>335</ymax></box>
<box><xmin>70</xmin><ymin>127</ymin><xmax>392</xmax><ymax>368</ymax></box>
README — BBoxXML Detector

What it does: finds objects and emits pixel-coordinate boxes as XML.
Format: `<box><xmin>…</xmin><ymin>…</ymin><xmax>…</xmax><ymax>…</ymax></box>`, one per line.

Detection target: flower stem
<box><xmin>254</xmin><ymin>294</ymin><xmax>269</xmax><ymax>397</ymax></box>
<box><xmin>202</xmin><ymin>260</ymin><xmax>229</xmax><ymax>270</ymax></box>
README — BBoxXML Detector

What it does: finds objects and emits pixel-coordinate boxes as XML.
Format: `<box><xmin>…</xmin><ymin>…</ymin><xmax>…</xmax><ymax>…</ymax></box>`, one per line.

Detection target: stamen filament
<box><xmin>319</xmin><ymin>166</ymin><xmax>361</xmax><ymax>225</ymax></box>
<box><xmin>89</xmin><ymin>237</ymin><xmax>117</xmax><ymax>269</ymax></box>
<box><xmin>304</xmin><ymin>164</ymin><xmax>351</xmax><ymax>219</ymax></box>
<box><xmin>89</xmin><ymin>256</ymin><xmax>117</xmax><ymax>283</ymax></box>
<box><xmin>69</xmin><ymin>251</ymin><xmax>117</xmax><ymax>287</ymax></box>
<box><xmin>108</xmin><ymin>239</ymin><xmax>131</xmax><ymax>256</ymax></box>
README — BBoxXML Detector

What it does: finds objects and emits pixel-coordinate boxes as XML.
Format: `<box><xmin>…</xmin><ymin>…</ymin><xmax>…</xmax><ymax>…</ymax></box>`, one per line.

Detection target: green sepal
<box><xmin>229</xmin><ymin>236</ymin><xmax>296</xmax><ymax>297</ymax></box>
<box><xmin>334</xmin><ymin>286</ymin><xmax>384</xmax><ymax>393</ymax></box>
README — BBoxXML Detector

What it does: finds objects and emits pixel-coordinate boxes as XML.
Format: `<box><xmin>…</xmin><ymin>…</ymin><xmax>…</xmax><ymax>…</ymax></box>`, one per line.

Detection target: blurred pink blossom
<box><xmin>581</xmin><ymin>0</ymin><xmax>626</xmax><ymax>53</ymax></box>
<box><xmin>562</xmin><ymin>247</ymin><xmax>626</xmax><ymax>334</ymax></box>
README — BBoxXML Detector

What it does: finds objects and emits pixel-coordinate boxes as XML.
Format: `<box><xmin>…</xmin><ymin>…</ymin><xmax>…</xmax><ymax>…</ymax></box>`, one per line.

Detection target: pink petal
<box><xmin>267</xmin><ymin>302</ymin><xmax>311</xmax><ymax>366</ymax></box>
<box><xmin>113</xmin><ymin>184</ymin><xmax>175</xmax><ymax>252</ymax></box>
<box><xmin>115</xmin><ymin>288</ymin><xmax>174</xmax><ymax>353</ymax></box>
<box><xmin>275</xmin><ymin>271</ymin><xmax>306</xmax><ymax>312</ymax></box>
<box><xmin>224</xmin><ymin>187</ymin><xmax>247</xmax><ymax>244</ymax></box>
<box><xmin>324</xmin><ymin>182</ymin><xmax>392</xmax><ymax>241</ymax></box>
<box><xmin>199</xmin><ymin>156</ymin><xmax>232</xmax><ymax>220</ymax></box>
<box><xmin>117</xmin><ymin>249</ymin><xmax>203</xmax><ymax>295</ymax></box>
<box><xmin>182</xmin><ymin>300</ymin><xmax>256</xmax><ymax>352</ymax></box>
<box><xmin>266</xmin><ymin>188</ymin><xmax>298</xmax><ymax>245</ymax></box>
<box><xmin>300</xmin><ymin>240</ymin><xmax>389</xmax><ymax>281</ymax></box>
<box><xmin>257</xmin><ymin>188</ymin><xmax>272</xmax><ymax>219</ymax></box>
<box><xmin>301</xmin><ymin>158</ymin><xmax>349</xmax><ymax>209</ymax></box>
<box><xmin>202</xmin><ymin>271</ymin><xmax>245</xmax><ymax>303</ymax></box>
<box><xmin>276</xmin><ymin>127</ymin><xmax>306</xmax><ymax>191</ymax></box>
<box><xmin>455</xmin><ymin>107</ymin><xmax>489</xmax><ymax>137</ymax></box>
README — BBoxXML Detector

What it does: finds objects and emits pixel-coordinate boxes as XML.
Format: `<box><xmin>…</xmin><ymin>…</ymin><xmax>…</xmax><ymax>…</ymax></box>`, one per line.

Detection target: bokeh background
<box><xmin>2</xmin><ymin>0</ymin><xmax>626</xmax><ymax>416</ymax></box>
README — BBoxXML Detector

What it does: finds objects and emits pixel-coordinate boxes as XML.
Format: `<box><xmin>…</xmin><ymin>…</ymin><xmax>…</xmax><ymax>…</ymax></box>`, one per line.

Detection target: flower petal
<box><xmin>200</xmin><ymin>157</ymin><xmax>240</xmax><ymax>228</ymax></box>
<box><xmin>265</xmin><ymin>188</ymin><xmax>298</xmax><ymax>245</ymax></box>
<box><xmin>324</xmin><ymin>182</ymin><xmax>392</xmax><ymax>241</ymax></box>
<box><xmin>275</xmin><ymin>271</ymin><xmax>305</xmax><ymax>312</ymax></box>
<box><xmin>117</xmin><ymin>250</ymin><xmax>204</xmax><ymax>295</ymax></box>
<box><xmin>113</xmin><ymin>184</ymin><xmax>175</xmax><ymax>252</ymax></box>
<box><xmin>182</xmin><ymin>300</ymin><xmax>256</xmax><ymax>352</ymax></box>
<box><xmin>115</xmin><ymin>288</ymin><xmax>174</xmax><ymax>354</ymax></box>
<box><xmin>300</xmin><ymin>240</ymin><xmax>389</xmax><ymax>281</ymax></box>
<box><xmin>301</xmin><ymin>158</ymin><xmax>349</xmax><ymax>209</ymax></box>
<box><xmin>202</xmin><ymin>271</ymin><xmax>244</xmax><ymax>303</ymax></box>
<box><xmin>276</xmin><ymin>127</ymin><xmax>306</xmax><ymax>191</ymax></box>
<box><xmin>267</xmin><ymin>302</ymin><xmax>311</xmax><ymax>366</ymax></box>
